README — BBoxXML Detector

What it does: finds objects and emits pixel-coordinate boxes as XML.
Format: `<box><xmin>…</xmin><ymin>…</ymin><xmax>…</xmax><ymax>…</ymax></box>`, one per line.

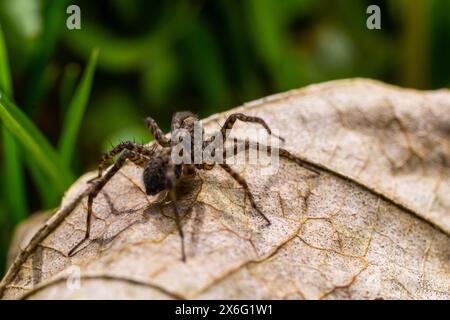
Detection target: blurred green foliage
<box><xmin>0</xmin><ymin>0</ymin><xmax>449</xmax><ymax>276</ymax></box>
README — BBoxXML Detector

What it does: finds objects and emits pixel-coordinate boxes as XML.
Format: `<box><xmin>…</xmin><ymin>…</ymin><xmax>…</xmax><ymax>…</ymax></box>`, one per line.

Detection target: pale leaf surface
<box><xmin>2</xmin><ymin>79</ymin><xmax>449</xmax><ymax>299</ymax></box>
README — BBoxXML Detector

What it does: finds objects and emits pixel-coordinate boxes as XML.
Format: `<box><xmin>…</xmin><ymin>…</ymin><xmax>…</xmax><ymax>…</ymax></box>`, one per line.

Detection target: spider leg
<box><xmin>219</xmin><ymin>163</ymin><xmax>271</xmax><ymax>225</ymax></box>
<box><xmin>165</xmin><ymin>158</ymin><xmax>186</xmax><ymax>262</ymax></box>
<box><xmin>278</xmin><ymin>147</ymin><xmax>320</xmax><ymax>175</ymax></box>
<box><xmin>145</xmin><ymin>116</ymin><xmax>171</xmax><ymax>147</ymax></box>
<box><xmin>89</xmin><ymin>141</ymin><xmax>155</xmax><ymax>182</ymax></box>
<box><xmin>221</xmin><ymin>113</ymin><xmax>285</xmax><ymax>145</ymax></box>
<box><xmin>224</xmin><ymin>140</ymin><xmax>320</xmax><ymax>175</ymax></box>
<box><xmin>68</xmin><ymin>150</ymin><xmax>148</xmax><ymax>257</ymax></box>
<box><xmin>216</xmin><ymin>140</ymin><xmax>320</xmax><ymax>227</ymax></box>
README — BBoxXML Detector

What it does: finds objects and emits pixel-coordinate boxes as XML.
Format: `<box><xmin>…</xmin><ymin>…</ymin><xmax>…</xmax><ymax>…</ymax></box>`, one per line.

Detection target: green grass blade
<box><xmin>58</xmin><ymin>48</ymin><xmax>99</xmax><ymax>167</ymax></box>
<box><xmin>2</xmin><ymin>133</ymin><xmax>27</xmax><ymax>222</ymax></box>
<box><xmin>0</xmin><ymin>24</ymin><xmax>12</xmax><ymax>95</ymax></box>
<box><xmin>0</xmin><ymin>23</ymin><xmax>27</xmax><ymax>222</ymax></box>
<box><xmin>24</xmin><ymin>0</ymin><xmax>70</xmax><ymax>113</ymax></box>
<box><xmin>0</xmin><ymin>92</ymin><xmax>74</xmax><ymax>193</ymax></box>
<box><xmin>59</xmin><ymin>63</ymin><xmax>81</xmax><ymax>118</ymax></box>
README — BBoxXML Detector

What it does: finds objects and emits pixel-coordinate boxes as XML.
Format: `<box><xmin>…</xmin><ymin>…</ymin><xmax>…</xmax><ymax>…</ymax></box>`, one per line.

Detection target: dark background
<box><xmin>0</xmin><ymin>0</ymin><xmax>449</xmax><ymax>276</ymax></box>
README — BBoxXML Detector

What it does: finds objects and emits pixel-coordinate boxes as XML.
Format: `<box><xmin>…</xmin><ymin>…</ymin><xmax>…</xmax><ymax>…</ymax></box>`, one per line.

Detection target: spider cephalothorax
<box><xmin>69</xmin><ymin>112</ymin><xmax>320</xmax><ymax>261</ymax></box>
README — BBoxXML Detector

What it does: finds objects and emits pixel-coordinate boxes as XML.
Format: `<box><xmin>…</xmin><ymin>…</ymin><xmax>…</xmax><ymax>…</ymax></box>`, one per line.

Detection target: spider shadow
<box><xmin>88</xmin><ymin>191</ymin><xmax>149</xmax><ymax>250</ymax></box>
<box><xmin>81</xmin><ymin>177</ymin><xmax>203</xmax><ymax>256</ymax></box>
<box><xmin>142</xmin><ymin>177</ymin><xmax>203</xmax><ymax>254</ymax></box>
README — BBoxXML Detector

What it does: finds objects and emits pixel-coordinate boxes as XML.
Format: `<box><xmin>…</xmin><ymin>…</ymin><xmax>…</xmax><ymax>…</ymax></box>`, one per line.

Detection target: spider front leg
<box><xmin>165</xmin><ymin>160</ymin><xmax>186</xmax><ymax>262</ymax></box>
<box><xmin>219</xmin><ymin>163</ymin><xmax>271</xmax><ymax>225</ymax></box>
<box><xmin>145</xmin><ymin>116</ymin><xmax>171</xmax><ymax>147</ymax></box>
<box><xmin>220</xmin><ymin>113</ymin><xmax>285</xmax><ymax>145</ymax></box>
<box><xmin>224</xmin><ymin>140</ymin><xmax>321</xmax><ymax>175</ymax></box>
<box><xmin>68</xmin><ymin>150</ymin><xmax>148</xmax><ymax>257</ymax></box>
<box><xmin>89</xmin><ymin>141</ymin><xmax>155</xmax><ymax>182</ymax></box>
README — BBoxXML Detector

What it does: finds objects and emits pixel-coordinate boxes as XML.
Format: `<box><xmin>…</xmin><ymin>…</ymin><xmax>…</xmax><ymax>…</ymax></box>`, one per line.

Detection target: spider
<box><xmin>68</xmin><ymin>112</ymin><xmax>320</xmax><ymax>261</ymax></box>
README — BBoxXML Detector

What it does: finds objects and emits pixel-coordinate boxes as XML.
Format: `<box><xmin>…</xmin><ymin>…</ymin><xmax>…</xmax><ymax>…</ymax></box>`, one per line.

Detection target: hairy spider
<box><xmin>68</xmin><ymin>112</ymin><xmax>320</xmax><ymax>261</ymax></box>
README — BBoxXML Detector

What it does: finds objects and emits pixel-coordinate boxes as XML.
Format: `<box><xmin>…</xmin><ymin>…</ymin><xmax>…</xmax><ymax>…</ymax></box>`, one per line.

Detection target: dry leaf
<box><xmin>1</xmin><ymin>79</ymin><xmax>449</xmax><ymax>300</ymax></box>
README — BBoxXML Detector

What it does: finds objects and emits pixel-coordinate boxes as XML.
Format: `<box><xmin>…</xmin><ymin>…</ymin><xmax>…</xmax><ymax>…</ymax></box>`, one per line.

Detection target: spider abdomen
<box><xmin>143</xmin><ymin>156</ymin><xmax>181</xmax><ymax>195</ymax></box>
